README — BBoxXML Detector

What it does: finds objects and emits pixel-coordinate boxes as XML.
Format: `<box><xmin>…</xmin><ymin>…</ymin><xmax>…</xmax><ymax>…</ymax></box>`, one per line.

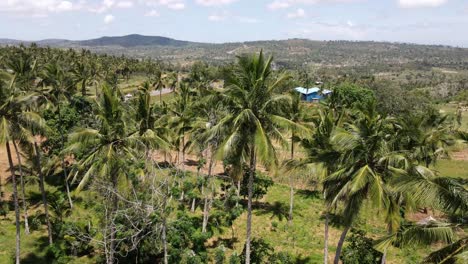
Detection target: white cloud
<box><xmin>145</xmin><ymin>9</ymin><xmax>160</xmax><ymax>16</ymax></box>
<box><xmin>290</xmin><ymin>20</ymin><xmax>366</xmax><ymax>40</ymax></box>
<box><xmin>116</xmin><ymin>1</ymin><xmax>134</xmax><ymax>8</ymax></box>
<box><xmin>168</xmin><ymin>2</ymin><xmax>185</xmax><ymax>9</ymax></box>
<box><xmin>268</xmin><ymin>0</ymin><xmax>361</xmax><ymax>10</ymax></box>
<box><xmin>0</xmin><ymin>0</ymin><xmax>80</xmax><ymax>15</ymax></box>
<box><xmin>208</xmin><ymin>12</ymin><xmax>260</xmax><ymax>23</ymax></box>
<box><xmin>104</xmin><ymin>14</ymin><xmax>115</xmax><ymax>24</ymax></box>
<box><xmin>196</xmin><ymin>0</ymin><xmax>238</xmax><ymax>6</ymax></box>
<box><xmin>208</xmin><ymin>11</ymin><xmax>229</xmax><ymax>21</ymax></box>
<box><xmin>398</xmin><ymin>0</ymin><xmax>448</xmax><ymax>8</ymax></box>
<box><xmin>287</xmin><ymin>8</ymin><xmax>306</xmax><ymax>18</ymax></box>
<box><xmin>208</xmin><ymin>14</ymin><xmax>226</xmax><ymax>21</ymax></box>
<box><xmin>236</xmin><ymin>16</ymin><xmax>260</xmax><ymax>23</ymax></box>
<box><xmin>143</xmin><ymin>0</ymin><xmax>186</xmax><ymax>10</ymax></box>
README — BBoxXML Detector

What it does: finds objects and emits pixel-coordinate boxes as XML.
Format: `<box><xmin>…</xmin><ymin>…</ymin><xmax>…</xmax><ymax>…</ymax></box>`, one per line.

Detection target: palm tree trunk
<box><xmin>245</xmin><ymin>146</ymin><xmax>256</xmax><ymax>264</ymax></box>
<box><xmin>288</xmin><ymin>133</ymin><xmax>294</xmax><ymax>224</ymax></box>
<box><xmin>291</xmin><ymin>132</ymin><xmax>294</xmax><ymax>159</ymax></box>
<box><xmin>6</xmin><ymin>142</ymin><xmax>21</xmax><ymax>264</ymax></box>
<box><xmin>324</xmin><ymin>212</ymin><xmax>329</xmax><ymax>264</ymax></box>
<box><xmin>13</xmin><ymin>141</ymin><xmax>29</xmax><ymax>234</ymax></box>
<box><xmin>162</xmin><ymin>216</ymin><xmax>168</xmax><ymax>264</ymax></box>
<box><xmin>109</xmin><ymin>174</ymin><xmax>118</xmax><ymax>264</ymax></box>
<box><xmin>202</xmin><ymin>154</ymin><xmax>214</xmax><ymax>233</ymax></box>
<box><xmin>81</xmin><ymin>79</ymin><xmax>87</xmax><ymax>96</ymax></box>
<box><xmin>288</xmin><ymin>183</ymin><xmax>294</xmax><ymax>224</ymax></box>
<box><xmin>191</xmin><ymin>198</ymin><xmax>196</xmax><ymax>212</ymax></box>
<box><xmin>182</xmin><ymin>132</ymin><xmax>185</xmax><ymax>169</ymax></box>
<box><xmin>57</xmin><ymin>103</ymin><xmax>73</xmax><ymax>209</ymax></box>
<box><xmin>159</xmin><ymin>89</ymin><xmax>162</xmax><ymax>104</ymax></box>
<box><xmin>381</xmin><ymin>249</ymin><xmax>387</xmax><ymax>264</ymax></box>
<box><xmin>34</xmin><ymin>142</ymin><xmax>53</xmax><ymax>244</ymax></box>
<box><xmin>236</xmin><ymin>180</ymin><xmax>241</xmax><ymax>207</ymax></box>
<box><xmin>334</xmin><ymin>225</ymin><xmax>350</xmax><ymax>264</ymax></box>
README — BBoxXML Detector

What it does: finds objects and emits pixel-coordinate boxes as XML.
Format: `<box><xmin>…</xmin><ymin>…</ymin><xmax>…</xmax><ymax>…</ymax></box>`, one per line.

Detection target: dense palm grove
<box><xmin>0</xmin><ymin>45</ymin><xmax>467</xmax><ymax>264</ymax></box>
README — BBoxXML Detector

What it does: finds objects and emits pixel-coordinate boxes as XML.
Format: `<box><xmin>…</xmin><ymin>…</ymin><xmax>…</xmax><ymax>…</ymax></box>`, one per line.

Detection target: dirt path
<box><xmin>0</xmin><ymin>145</ymin><xmax>11</xmax><ymax>184</ymax></box>
<box><xmin>451</xmin><ymin>149</ymin><xmax>468</xmax><ymax>161</ymax></box>
<box><xmin>150</xmin><ymin>88</ymin><xmax>173</xmax><ymax>96</ymax></box>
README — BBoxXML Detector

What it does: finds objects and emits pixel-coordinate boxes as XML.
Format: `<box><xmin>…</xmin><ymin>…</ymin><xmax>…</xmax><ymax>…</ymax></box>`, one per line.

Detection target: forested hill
<box><xmin>2</xmin><ymin>34</ymin><xmax>468</xmax><ymax>69</ymax></box>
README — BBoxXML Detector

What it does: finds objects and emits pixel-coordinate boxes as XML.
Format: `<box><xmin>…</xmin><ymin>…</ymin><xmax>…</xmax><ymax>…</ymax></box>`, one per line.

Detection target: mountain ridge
<box><xmin>0</xmin><ymin>34</ymin><xmax>464</xmax><ymax>49</ymax></box>
<box><xmin>2</xmin><ymin>34</ymin><xmax>467</xmax><ymax>69</ymax></box>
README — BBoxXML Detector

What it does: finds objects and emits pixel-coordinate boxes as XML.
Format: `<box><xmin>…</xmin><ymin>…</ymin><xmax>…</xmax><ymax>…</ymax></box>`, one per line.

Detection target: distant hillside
<box><xmin>78</xmin><ymin>34</ymin><xmax>197</xmax><ymax>47</ymax></box>
<box><xmin>1</xmin><ymin>34</ymin><xmax>468</xmax><ymax>70</ymax></box>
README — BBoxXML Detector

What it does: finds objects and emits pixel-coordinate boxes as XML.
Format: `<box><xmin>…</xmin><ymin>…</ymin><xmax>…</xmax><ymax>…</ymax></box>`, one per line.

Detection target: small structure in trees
<box><xmin>294</xmin><ymin>87</ymin><xmax>332</xmax><ymax>102</ymax></box>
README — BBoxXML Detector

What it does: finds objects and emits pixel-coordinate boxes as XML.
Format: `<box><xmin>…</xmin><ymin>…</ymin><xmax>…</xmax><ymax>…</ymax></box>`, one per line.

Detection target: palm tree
<box><xmin>135</xmin><ymin>81</ymin><xmax>170</xmax><ymax>159</ymax></box>
<box><xmin>150</xmin><ymin>69</ymin><xmax>164</xmax><ymax>104</ymax></box>
<box><xmin>0</xmin><ymin>77</ymin><xmax>45</xmax><ymax>264</ymax></box>
<box><xmin>289</xmin><ymin>107</ymin><xmax>343</xmax><ymax>264</ymax></box>
<box><xmin>212</xmin><ymin>51</ymin><xmax>303</xmax><ymax>263</ymax></box>
<box><xmin>67</xmin><ymin>85</ymin><xmax>144</xmax><ymax>264</ymax></box>
<box><xmin>163</xmin><ymin>71</ymin><xmax>178</xmax><ymax>92</ymax></box>
<box><xmin>4</xmin><ymin>48</ymin><xmax>39</xmax><ymax>235</ymax></box>
<box><xmin>39</xmin><ymin>61</ymin><xmax>77</xmax><ymax>208</ymax></box>
<box><xmin>378</xmin><ymin>165</ymin><xmax>468</xmax><ymax>263</ymax></box>
<box><xmin>394</xmin><ymin>114</ymin><xmax>455</xmax><ymax>167</ymax></box>
<box><xmin>169</xmin><ymin>82</ymin><xmax>195</xmax><ymax>167</ymax></box>
<box><xmin>284</xmin><ymin>91</ymin><xmax>313</xmax><ymax>224</ymax></box>
<box><xmin>322</xmin><ymin>104</ymin><xmax>404</xmax><ymax>264</ymax></box>
<box><xmin>72</xmin><ymin>60</ymin><xmax>91</xmax><ymax>96</ymax></box>
<box><xmin>188</xmin><ymin>89</ymin><xmax>225</xmax><ymax>232</ymax></box>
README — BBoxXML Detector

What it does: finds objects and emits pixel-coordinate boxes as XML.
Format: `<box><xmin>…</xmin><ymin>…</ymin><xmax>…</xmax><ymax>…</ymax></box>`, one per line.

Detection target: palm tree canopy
<box><xmin>213</xmin><ymin>51</ymin><xmax>308</xmax><ymax>169</ymax></box>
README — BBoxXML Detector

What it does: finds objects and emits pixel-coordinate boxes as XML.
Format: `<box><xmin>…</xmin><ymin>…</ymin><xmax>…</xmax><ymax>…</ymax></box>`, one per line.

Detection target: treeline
<box><xmin>0</xmin><ymin>45</ymin><xmax>466</xmax><ymax>264</ymax></box>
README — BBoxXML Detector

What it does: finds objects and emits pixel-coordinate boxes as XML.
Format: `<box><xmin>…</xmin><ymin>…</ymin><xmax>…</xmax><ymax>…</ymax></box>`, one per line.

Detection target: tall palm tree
<box><xmin>72</xmin><ymin>60</ymin><xmax>91</xmax><ymax>96</ymax></box>
<box><xmin>169</xmin><ymin>82</ymin><xmax>195</xmax><ymax>167</ymax></box>
<box><xmin>394</xmin><ymin>114</ymin><xmax>455</xmax><ymax>167</ymax></box>
<box><xmin>188</xmin><ymin>89</ymin><xmax>225</xmax><ymax>232</ymax></box>
<box><xmin>150</xmin><ymin>69</ymin><xmax>164</xmax><ymax>104</ymax></box>
<box><xmin>289</xmin><ymin>107</ymin><xmax>343</xmax><ymax>264</ymax></box>
<box><xmin>39</xmin><ymin>61</ymin><xmax>77</xmax><ymax>208</ymax></box>
<box><xmin>212</xmin><ymin>51</ymin><xmax>303</xmax><ymax>263</ymax></box>
<box><xmin>67</xmin><ymin>85</ymin><xmax>144</xmax><ymax>264</ymax></box>
<box><xmin>163</xmin><ymin>71</ymin><xmax>178</xmax><ymax>92</ymax></box>
<box><xmin>323</xmin><ymin>104</ymin><xmax>404</xmax><ymax>264</ymax></box>
<box><xmin>0</xmin><ymin>77</ymin><xmax>45</xmax><ymax>264</ymax></box>
<box><xmin>135</xmin><ymin>81</ymin><xmax>170</xmax><ymax>156</ymax></box>
<box><xmin>4</xmin><ymin>48</ymin><xmax>39</xmax><ymax>235</ymax></box>
<box><xmin>284</xmin><ymin>91</ymin><xmax>313</xmax><ymax>223</ymax></box>
<box><xmin>377</xmin><ymin>165</ymin><xmax>468</xmax><ymax>263</ymax></box>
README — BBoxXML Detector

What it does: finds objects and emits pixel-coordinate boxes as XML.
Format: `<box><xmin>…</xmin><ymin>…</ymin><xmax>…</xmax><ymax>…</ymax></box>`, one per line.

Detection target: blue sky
<box><xmin>1</xmin><ymin>0</ymin><xmax>467</xmax><ymax>47</ymax></box>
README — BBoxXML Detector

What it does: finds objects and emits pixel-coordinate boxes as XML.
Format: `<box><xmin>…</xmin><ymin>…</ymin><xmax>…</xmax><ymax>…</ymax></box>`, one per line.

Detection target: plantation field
<box><xmin>0</xmin><ymin>91</ymin><xmax>465</xmax><ymax>264</ymax></box>
<box><xmin>0</xmin><ymin>177</ymin><xmax>439</xmax><ymax>264</ymax></box>
<box><xmin>439</xmin><ymin>103</ymin><xmax>468</xmax><ymax>131</ymax></box>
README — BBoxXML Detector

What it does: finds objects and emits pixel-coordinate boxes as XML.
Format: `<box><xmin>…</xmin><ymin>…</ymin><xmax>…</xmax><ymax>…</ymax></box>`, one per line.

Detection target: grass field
<box><xmin>207</xmin><ymin>182</ymin><xmax>435</xmax><ymax>264</ymax></box>
<box><xmin>0</xmin><ymin>85</ymin><xmax>465</xmax><ymax>263</ymax></box>
<box><xmin>439</xmin><ymin>103</ymin><xmax>468</xmax><ymax>131</ymax></box>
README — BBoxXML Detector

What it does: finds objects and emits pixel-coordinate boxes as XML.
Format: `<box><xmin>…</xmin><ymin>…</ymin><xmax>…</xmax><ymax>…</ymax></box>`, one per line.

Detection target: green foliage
<box><xmin>168</xmin><ymin>212</ymin><xmax>210</xmax><ymax>263</ymax></box>
<box><xmin>240</xmin><ymin>238</ymin><xmax>274</xmax><ymax>264</ymax></box>
<box><xmin>341</xmin><ymin>229</ymin><xmax>383</xmax><ymax>264</ymax></box>
<box><xmin>229</xmin><ymin>252</ymin><xmax>242</xmax><ymax>264</ymax></box>
<box><xmin>328</xmin><ymin>82</ymin><xmax>375</xmax><ymax>110</ymax></box>
<box><xmin>214</xmin><ymin>245</ymin><xmax>227</xmax><ymax>264</ymax></box>
<box><xmin>240</xmin><ymin>169</ymin><xmax>274</xmax><ymax>200</ymax></box>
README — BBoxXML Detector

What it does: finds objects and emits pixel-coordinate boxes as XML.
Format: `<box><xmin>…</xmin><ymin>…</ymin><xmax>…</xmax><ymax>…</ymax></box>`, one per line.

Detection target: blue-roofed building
<box><xmin>294</xmin><ymin>87</ymin><xmax>332</xmax><ymax>102</ymax></box>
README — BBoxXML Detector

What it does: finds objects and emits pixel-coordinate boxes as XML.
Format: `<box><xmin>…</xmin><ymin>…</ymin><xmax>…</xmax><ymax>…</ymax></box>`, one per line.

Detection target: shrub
<box><xmin>341</xmin><ymin>229</ymin><xmax>382</xmax><ymax>264</ymax></box>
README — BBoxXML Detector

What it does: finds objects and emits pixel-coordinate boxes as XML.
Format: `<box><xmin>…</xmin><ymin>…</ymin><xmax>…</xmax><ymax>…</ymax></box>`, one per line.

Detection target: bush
<box><xmin>341</xmin><ymin>229</ymin><xmax>382</xmax><ymax>264</ymax></box>
<box><xmin>240</xmin><ymin>238</ymin><xmax>274</xmax><ymax>264</ymax></box>
<box><xmin>214</xmin><ymin>245</ymin><xmax>226</xmax><ymax>264</ymax></box>
<box><xmin>229</xmin><ymin>252</ymin><xmax>241</xmax><ymax>264</ymax></box>
<box><xmin>240</xmin><ymin>169</ymin><xmax>274</xmax><ymax>200</ymax></box>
